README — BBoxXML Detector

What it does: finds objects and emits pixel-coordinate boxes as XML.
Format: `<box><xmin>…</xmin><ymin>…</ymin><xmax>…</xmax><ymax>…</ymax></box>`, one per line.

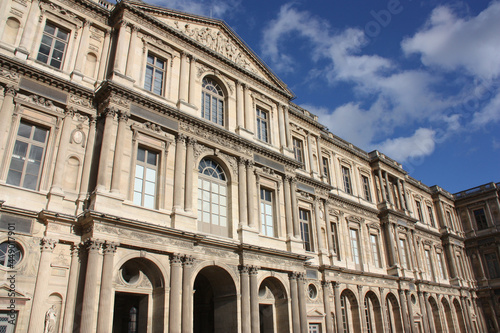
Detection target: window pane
<box><xmin>44</xmin><ymin>24</ymin><xmax>55</xmax><ymax>35</ymax></box>
<box><xmin>145</xmin><ymin>168</ymin><xmax>156</xmax><ymax>182</ymax></box>
<box><xmin>144</xmin><ymin>195</ymin><xmax>154</xmax><ymax>209</ymax></box>
<box><xmin>135</xmin><ymin>165</ymin><xmax>144</xmax><ymax>178</ymax></box>
<box><xmin>33</xmin><ymin>127</ymin><xmax>48</xmax><ymax>143</ymax></box>
<box><xmin>144</xmin><ymin>66</ymin><xmax>153</xmax><ymax>91</ymax></box>
<box><xmin>133</xmin><ymin>192</ymin><xmax>142</xmax><ymax>206</ymax></box>
<box><xmin>144</xmin><ymin>181</ymin><xmax>155</xmax><ymax>195</ymax></box>
<box><xmin>56</xmin><ymin>29</ymin><xmax>68</xmax><ymax>41</ymax></box>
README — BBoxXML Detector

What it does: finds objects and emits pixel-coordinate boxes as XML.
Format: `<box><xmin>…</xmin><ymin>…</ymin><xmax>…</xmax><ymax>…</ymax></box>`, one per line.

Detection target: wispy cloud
<box><xmin>261</xmin><ymin>2</ymin><xmax>500</xmax><ymax>163</ymax></box>
<box><xmin>147</xmin><ymin>0</ymin><xmax>242</xmax><ymax>19</ymax></box>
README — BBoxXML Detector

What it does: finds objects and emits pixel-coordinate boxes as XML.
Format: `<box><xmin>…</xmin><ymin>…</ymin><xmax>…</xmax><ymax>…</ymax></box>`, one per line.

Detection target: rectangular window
<box><xmin>446</xmin><ymin>211</ymin><xmax>454</xmax><ymax>230</ymax></box>
<box><xmin>36</xmin><ymin>22</ymin><xmax>69</xmax><ymax>69</ymax></box>
<box><xmin>427</xmin><ymin>206</ymin><xmax>436</xmax><ymax>227</ymax></box>
<box><xmin>342</xmin><ymin>166</ymin><xmax>352</xmax><ymax>194</ymax></box>
<box><xmin>415</xmin><ymin>200</ymin><xmax>424</xmax><ymax>222</ymax></box>
<box><xmin>256</xmin><ymin>107</ymin><xmax>269</xmax><ymax>143</ymax></box>
<box><xmin>330</xmin><ymin>222</ymin><xmax>338</xmax><ymax>255</ymax></box>
<box><xmin>399</xmin><ymin>238</ymin><xmax>409</xmax><ymax>269</ymax></box>
<box><xmin>370</xmin><ymin>234</ymin><xmax>381</xmax><ymax>268</ymax></box>
<box><xmin>133</xmin><ymin>147</ymin><xmax>158</xmax><ymax>209</ymax></box>
<box><xmin>299</xmin><ymin>209</ymin><xmax>313</xmax><ymax>252</ymax></box>
<box><xmin>437</xmin><ymin>252</ymin><xmax>446</xmax><ymax>279</ymax></box>
<box><xmin>322</xmin><ymin>157</ymin><xmax>330</xmax><ymax>184</ymax></box>
<box><xmin>473</xmin><ymin>208</ymin><xmax>488</xmax><ymax>230</ymax></box>
<box><xmin>484</xmin><ymin>253</ymin><xmax>500</xmax><ymax>279</ymax></box>
<box><xmin>425</xmin><ymin>249</ymin><xmax>435</xmax><ymax>281</ymax></box>
<box><xmin>144</xmin><ymin>53</ymin><xmax>166</xmax><ymax>95</ymax></box>
<box><xmin>293</xmin><ymin>137</ymin><xmax>304</xmax><ymax>164</ymax></box>
<box><xmin>309</xmin><ymin>323</ymin><xmax>322</xmax><ymax>333</ymax></box>
<box><xmin>7</xmin><ymin>122</ymin><xmax>49</xmax><ymax>190</ymax></box>
<box><xmin>0</xmin><ymin>311</ymin><xmax>17</xmax><ymax>333</ymax></box>
<box><xmin>260</xmin><ymin>188</ymin><xmax>274</xmax><ymax>237</ymax></box>
<box><xmin>362</xmin><ymin>175</ymin><xmax>371</xmax><ymax>201</ymax></box>
<box><xmin>350</xmin><ymin>228</ymin><xmax>360</xmax><ymax>265</ymax></box>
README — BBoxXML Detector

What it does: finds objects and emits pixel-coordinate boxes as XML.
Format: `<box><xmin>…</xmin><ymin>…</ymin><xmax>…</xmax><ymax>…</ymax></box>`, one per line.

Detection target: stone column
<box><xmin>97</xmin><ymin>31</ymin><xmax>111</xmax><ymax>81</ymax></box>
<box><xmin>405</xmin><ymin>290</ymin><xmax>414</xmax><ymax>333</ymax></box>
<box><xmin>379</xmin><ymin>287</ymin><xmax>389</xmax><ymax>332</ymax></box>
<box><xmin>110</xmin><ymin>111</ymin><xmax>128</xmax><ymax>194</ymax></box>
<box><xmin>297</xmin><ymin>273</ymin><xmax>308</xmax><ymax>333</ymax></box>
<box><xmin>61</xmin><ymin>244</ymin><xmax>80</xmax><ymax>333</ymax></box>
<box><xmin>314</xmin><ymin>197</ymin><xmax>325</xmax><ymax>252</ymax></box>
<box><xmin>358</xmin><ymin>286</ymin><xmax>367</xmax><ymax>332</ymax></box>
<box><xmin>283</xmin><ymin>106</ymin><xmax>291</xmax><ymax>148</ymax></box>
<box><xmin>188</xmin><ymin>56</ymin><xmax>197</xmax><ymax>105</ymax></box>
<box><xmin>246</xmin><ymin>160</ymin><xmax>257</xmax><ymax>228</ymax></box>
<box><xmin>289</xmin><ymin>273</ymin><xmax>301</xmax><ymax>333</ymax></box>
<box><xmin>322</xmin><ymin>281</ymin><xmax>333</xmax><ymax>333</ymax></box>
<box><xmin>96</xmin><ymin>108</ymin><xmax>117</xmax><ymax>191</ymax></box>
<box><xmin>79</xmin><ymin>116</ymin><xmax>96</xmax><ymax>196</ymax></box>
<box><xmin>460</xmin><ymin>296</ymin><xmax>472</xmax><ymax>333</ymax></box>
<box><xmin>401</xmin><ymin>180</ymin><xmax>409</xmax><ymax>210</ymax></box>
<box><xmin>397</xmin><ymin>178</ymin><xmax>405</xmax><ymax>210</ymax></box>
<box><xmin>423</xmin><ymin>292</ymin><xmax>435</xmax><ymax>333</ymax></box>
<box><xmin>324</xmin><ymin>201</ymin><xmax>334</xmax><ymax>256</ymax></box>
<box><xmin>178</xmin><ymin>52</ymin><xmax>189</xmax><ymax>103</ymax></box>
<box><xmin>169</xmin><ymin>254</ymin><xmax>183</xmax><ymax>333</ymax></box>
<box><xmin>244</xmin><ymin>85</ymin><xmax>254</xmax><ymax>133</ymax></box>
<box><xmin>446</xmin><ymin>244</ymin><xmax>458</xmax><ymax>279</ymax></box>
<box><xmin>238</xmin><ymin>158</ymin><xmax>248</xmax><ymax>226</ymax></box>
<box><xmin>384</xmin><ymin>172</ymin><xmax>393</xmax><ymax>204</ymax></box>
<box><xmin>15</xmin><ymin>0</ymin><xmax>40</xmax><ymax>58</ymax></box>
<box><xmin>333</xmin><ymin>282</ymin><xmax>343</xmax><ymax>333</ymax></box>
<box><xmin>96</xmin><ymin>242</ymin><xmax>118</xmax><ymax>332</ymax></box>
<box><xmin>240</xmin><ymin>265</ymin><xmax>251</xmax><ymax>333</ymax></box>
<box><xmin>283</xmin><ymin>176</ymin><xmax>294</xmax><ymax>239</ymax></box>
<box><xmin>51</xmin><ymin>108</ymin><xmax>75</xmax><ymax>192</ymax></box>
<box><xmin>113</xmin><ymin>21</ymin><xmax>130</xmax><ymax>75</ymax></box>
<box><xmin>27</xmin><ymin>238</ymin><xmax>57</xmax><ymax>333</ymax></box>
<box><xmin>306</xmin><ymin>133</ymin><xmax>315</xmax><ymax>173</ymax></box>
<box><xmin>184</xmin><ymin>138</ymin><xmax>196</xmax><ymax>212</ymax></box>
<box><xmin>378</xmin><ymin>169</ymin><xmax>387</xmax><ymax>202</ymax></box>
<box><xmin>73</xmin><ymin>21</ymin><xmax>91</xmax><ymax>74</ymax></box>
<box><xmin>249</xmin><ymin>266</ymin><xmax>259</xmax><ymax>333</ymax></box>
<box><xmin>80</xmin><ymin>239</ymin><xmax>103</xmax><ymax>333</ymax></box>
<box><xmin>125</xmin><ymin>25</ymin><xmax>139</xmax><ymax>80</ymax></box>
<box><xmin>290</xmin><ymin>178</ymin><xmax>300</xmax><ymax>238</ymax></box>
<box><xmin>417</xmin><ymin>291</ymin><xmax>430</xmax><ymax>333</ymax></box>
<box><xmin>0</xmin><ymin>86</ymin><xmax>17</xmax><ymax>155</ymax></box>
<box><xmin>236</xmin><ymin>82</ymin><xmax>244</xmax><ymax>129</ymax></box>
<box><xmin>182</xmin><ymin>256</ymin><xmax>194</xmax><ymax>333</ymax></box>
<box><xmin>384</xmin><ymin>222</ymin><xmax>396</xmax><ymax>267</ymax></box>
<box><xmin>278</xmin><ymin>104</ymin><xmax>287</xmax><ymax>150</ymax></box>
<box><xmin>173</xmin><ymin>134</ymin><xmax>186</xmax><ymax>211</ymax></box>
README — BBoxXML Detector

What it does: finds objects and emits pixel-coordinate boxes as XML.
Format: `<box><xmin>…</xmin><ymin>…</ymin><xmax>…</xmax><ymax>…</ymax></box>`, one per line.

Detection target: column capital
<box><xmin>176</xmin><ymin>133</ymin><xmax>187</xmax><ymax>144</ymax></box>
<box><xmin>85</xmin><ymin>238</ymin><xmax>103</xmax><ymax>252</ymax></box>
<box><xmin>332</xmin><ymin>281</ymin><xmax>341</xmax><ymax>289</ymax></box>
<box><xmin>357</xmin><ymin>285</ymin><xmax>363</xmax><ymax>292</ymax></box>
<box><xmin>102</xmin><ymin>107</ymin><xmax>117</xmax><ymax>119</ymax></box>
<box><xmin>187</xmin><ymin>136</ymin><xmax>197</xmax><ymax>146</ymax></box>
<box><xmin>64</xmin><ymin>107</ymin><xmax>76</xmax><ymax>118</ymax></box>
<box><xmin>170</xmin><ymin>253</ymin><xmax>183</xmax><ymax>264</ymax></box>
<box><xmin>239</xmin><ymin>265</ymin><xmax>250</xmax><ymax>274</ymax></box>
<box><xmin>4</xmin><ymin>85</ymin><xmax>17</xmax><ymax>97</ymax></box>
<box><xmin>183</xmin><ymin>255</ymin><xmax>194</xmax><ymax>267</ymax></box>
<box><xmin>102</xmin><ymin>241</ymin><xmax>118</xmax><ymax>254</ymax></box>
<box><xmin>117</xmin><ymin>111</ymin><xmax>129</xmax><ymax>122</ymax></box>
<box><xmin>40</xmin><ymin>238</ymin><xmax>58</xmax><ymax>252</ymax></box>
<box><xmin>249</xmin><ymin>266</ymin><xmax>259</xmax><ymax>275</ymax></box>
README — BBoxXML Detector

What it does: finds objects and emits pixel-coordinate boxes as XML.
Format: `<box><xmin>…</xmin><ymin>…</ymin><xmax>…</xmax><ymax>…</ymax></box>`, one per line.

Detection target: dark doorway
<box><xmin>194</xmin><ymin>273</ymin><xmax>215</xmax><ymax>333</ymax></box>
<box><xmin>260</xmin><ymin>304</ymin><xmax>274</xmax><ymax>333</ymax></box>
<box><xmin>112</xmin><ymin>292</ymin><xmax>148</xmax><ymax>333</ymax></box>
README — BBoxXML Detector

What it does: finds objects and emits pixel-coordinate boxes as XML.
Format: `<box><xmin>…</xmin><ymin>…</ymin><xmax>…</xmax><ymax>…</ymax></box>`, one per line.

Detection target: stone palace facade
<box><xmin>0</xmin><ymin>0</ymin><xmax>498</xmax><ymax>332</ymax></box>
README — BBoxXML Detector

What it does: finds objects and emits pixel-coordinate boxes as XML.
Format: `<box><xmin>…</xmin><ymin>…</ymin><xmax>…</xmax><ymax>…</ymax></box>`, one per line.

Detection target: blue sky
<box><xmin>146</xmin><ymin>0</ymin><xmax>500</xmax><ymax>193</ymax></box>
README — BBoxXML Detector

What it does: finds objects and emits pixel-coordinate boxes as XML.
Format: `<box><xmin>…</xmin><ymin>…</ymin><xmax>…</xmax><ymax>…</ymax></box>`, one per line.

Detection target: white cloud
<box><xmin>376</xmin><ymin>128</ymin><xmax>436</xmax><ymax>163</ymax></box>
<box><xmin>472</xmin><ymin>89</ymin><xmax>500</xmax><ymax>126</ymax></box>
<box><xmin>147</xmin><ymin>0</ymin><xmax>241</xmax><ymax>19</ymax></box>
<box><xmin>402</xmin><ymin>2</ymin><xmax>500</xmax><ymax>79</ymax></box>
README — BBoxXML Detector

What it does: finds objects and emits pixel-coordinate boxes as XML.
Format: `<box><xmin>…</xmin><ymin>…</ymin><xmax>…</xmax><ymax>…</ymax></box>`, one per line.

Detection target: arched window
<box><xmin>201</xmin><ymin>77</ymin><xmax>224</xmax><ymax>126</ymax></box>
<box><xmin>197</xmin><ymin>158</ymin><xmax>228</xmax><ymax>237</ymax></box>
<box><xmin>2</xmin><ymin>17</ymin><xmax>20</xmax><ymax>45</ymax></box>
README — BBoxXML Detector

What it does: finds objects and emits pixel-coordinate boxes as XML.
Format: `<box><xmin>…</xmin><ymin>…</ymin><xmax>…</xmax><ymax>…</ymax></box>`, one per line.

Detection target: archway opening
<box><xmin>429</xmin><ymin>296</ymin><xmax>443</xmax><ymax>333</ymax></box>
<box><xmin>258</xmin><ymin>277</ymin><xmax>289</xmax><ymax>333</ymax></box>
<box><xmin>193</xmin><ymin>265</ymin><xmax>237</xmax><ymax>333</ymax></box>
<box><xmin>386</xmin><ymin>293</ymin><xmax>403</xmax><ymax>333</ymax></box>
<box><xmin>365</xmin><ymin>291</ymin><xmax>383</xmax><ymax>333</ymax></box>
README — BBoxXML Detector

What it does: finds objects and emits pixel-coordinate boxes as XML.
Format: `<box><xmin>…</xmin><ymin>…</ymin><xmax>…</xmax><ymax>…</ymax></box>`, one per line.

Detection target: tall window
<box><xmin>362</xmin><ymin>175</ymin><xmax>371</xmax><ymax>201</ymax></box>
<box><xmin>331</xmin><ymin>222</ymin><xmax>339</xmax><ymax>255</ymax></box>
<box><xmin>364</xmin><ymin>297</ymin><xmax>373</xmax><ymax>333</ymax></box>
<box><xmin>144</xmin><ymin>53</ymin><xmax>165</xmax><ymax>95</ymax></box>
<box><xmin>399</xmin><ymin>239</ymin><xmax>409</xmax><ymax>269</ymax></box>
<box><xmin>197</xmin><ymin>158</ymin><xmax>228</xmax><ymax>236</ymax></box>
<box><xmin>299</xmin><ymin>209</ymin><xmax>312</xmax><ymax>252</ymax></box>
<box><xmin>36</xmin><ymin>22</ymin><xmax>69</xmax><ymax>69</ymax></box>
<box><xmin>415</xmin><ymin>201</ymin><xmax>424</xmax><ymax>222</ymax></box>
<box><xmin>256</xmin><ymin>107</ymin><xmax>269</xmax><ymax>143</ymax></box>
<box><xmin>322</xmin><ymin>157</ymin><xmax>330</xmax><ymax>184</ymax></box>
<box><xmin>425</xmin><ymin>249</ymin><xmax>435</xmax><ymax>281</ymax></box>
<box><xmin>133</xmin><ymin>147</ymin><xmax>158</xmax><ymax>209</ymax></box>
<box><xmin>340</xmin><ymin>295</ymin><xmax>350</xmax><ymax>333</ymax></box>
<box><xmin>349</xmin><ymin>228</ymin><xmax>360</xmax><ymax>265</ymax></box>
<box><xmin>342</xmin><ymin>166</ymin><xmax>352</xmax><ymax>194</ymax></box>
<box><xmin>446</xmin><ymin>211</ymin><xmax>454</xmax><ymax>230</ymax></box>
<box><xmin>201</xmin><ymin>77</ymin><xmax>224</xmax><ymax>126</ymax></box>
<box><xmin>484</xmin><ymin>253</ymin><xmax>500</xmax><ymax>279</ymax></box>
<box><xmin>293</xmin><ymin>137</ymin><xmax>304</xmax><ymax>164</ymax></box>
<box><xmin>370</xmin><ymin>234</ymin><xmax>381</xmax><ymax>268</ymax></box>
<box><xmin>260</xmin><ymin>188</ymin><xmax>274</xmax><ymax>237</ymax></box>
<box><xmin>427</xmin><ymin>206</ymin><xmax>436</xmax><ymax>227</ymax></box>
<box><xmin>473</xmin><ymin>208</ymin><xmax>488</xmax><ymax>230</ymax></box>
<box><xmin>436</xmin><ymin>252</ymin><xmax>446</xmax><ymax>279</ymax></box>
<box><xmin>7</xmin><ymin>122</ymin><xmax>48</xmax><ymax>190</ymax></box>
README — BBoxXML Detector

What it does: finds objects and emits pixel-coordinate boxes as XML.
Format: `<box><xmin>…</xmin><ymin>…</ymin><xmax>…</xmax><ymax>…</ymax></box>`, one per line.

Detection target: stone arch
<box><xmin>46</xmin><ymin>292</ymin><xmax>63</xmax><ymax>333</ymax></box>
<box><xmin>386</xmin><ymin>292</ymin><xmax>403</xmax><ymax>333</ymax></box>
<box><xmin>453</xmin><ymin>298</ymin><xmax>467</xmax><ymax>333</ymax></box>
<box><xmin>441</xmin><ymin>297</ymin><xmax>454</xmax><ymax>333</ymax></box>
<box><xmin>112</xmin><ymin>257</ymin><xmax>166</xmax><ymax>333</ymax></box>
<box><xmin>428</xmin><ymin>295</ymin><xmax>443</xmax><ymax>333</ymax></box>
<box><xmin>193</xmin><ymin>264</ymin><xmax>238</xmax><ymax>333</ymax></box>
<box><xmin>258</xmin><ymin>276</ymin><xmax>290</xmax><ymax>333</ymax></box>
<box><xmin>341</xmin><ymin>288</ymin><xmax>361</xmax><ymax>333</ymax></box>
<box><xmin>364</xmin><ymin>290</ymin><xmax>384</xmax><ymax>333</ymax></box>
<box><xmin>2</xmin><ymin>17</ymin><xmax>20</xmax><ymax>45</ymax></box>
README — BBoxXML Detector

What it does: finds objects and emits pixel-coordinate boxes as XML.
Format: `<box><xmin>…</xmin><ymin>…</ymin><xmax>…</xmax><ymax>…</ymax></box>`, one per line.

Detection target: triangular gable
<box><xmin>0</xmin><ymin>284</ymin><xmax>30</xmax><ymax>300</ymax></box>
<box><xmin>125</xmin><ymin>1</ymin><xmax>293</xmax><ymax>98</ymax></box>
<box><xmin>307</xmin><ymin>309</ymin><xmax>325</xmax><ymax>317</ymax></box>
